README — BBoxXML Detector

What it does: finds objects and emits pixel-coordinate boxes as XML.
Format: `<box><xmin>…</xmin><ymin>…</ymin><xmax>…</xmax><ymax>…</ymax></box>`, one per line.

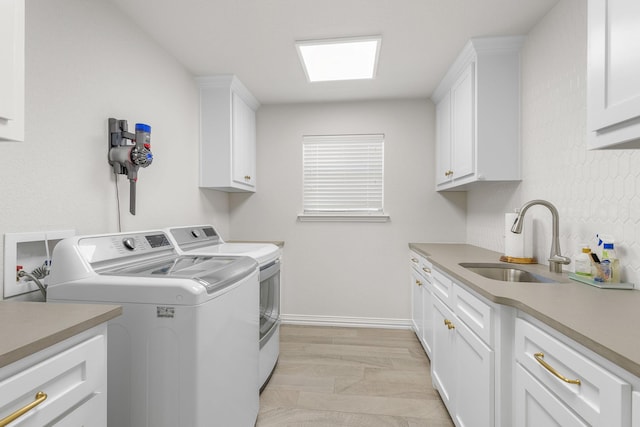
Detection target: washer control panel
<box><xmin>77</xmin><ymin>232</ymin><xmax>173</xmax><ymax>263</ymax></box>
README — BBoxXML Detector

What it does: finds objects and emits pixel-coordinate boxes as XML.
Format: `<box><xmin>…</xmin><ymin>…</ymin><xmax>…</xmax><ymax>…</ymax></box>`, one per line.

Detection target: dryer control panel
<box><xmin>168</xmin><ymin>226</ymin><xmax>222</xmax><ymax>251</ymax></box>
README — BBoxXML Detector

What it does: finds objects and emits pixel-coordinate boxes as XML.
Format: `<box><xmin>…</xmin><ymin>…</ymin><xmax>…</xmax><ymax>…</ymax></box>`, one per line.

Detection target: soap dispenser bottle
<box><xmin>574</xmin><ymin>246</ymin><xmax>593</xmax><ymax>277</ymax></box>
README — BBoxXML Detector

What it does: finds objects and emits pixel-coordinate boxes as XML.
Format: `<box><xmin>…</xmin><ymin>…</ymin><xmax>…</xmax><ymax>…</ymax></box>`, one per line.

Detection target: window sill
<box><xmin>297</xmin><ymin>214</ymin><xmax>390</xmax><ymax>223</ymax></box>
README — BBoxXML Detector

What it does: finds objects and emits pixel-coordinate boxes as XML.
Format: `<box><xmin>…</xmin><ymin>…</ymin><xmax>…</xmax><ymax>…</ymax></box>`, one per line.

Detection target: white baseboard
<box><xmin>280</xmin><ymin>313</ymin><xmax>412</xmax><ymax>329</ymax></box>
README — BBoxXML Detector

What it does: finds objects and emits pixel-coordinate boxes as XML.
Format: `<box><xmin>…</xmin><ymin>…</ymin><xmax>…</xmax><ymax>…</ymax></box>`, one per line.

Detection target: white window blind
<box><xmin>302</xmin><ymin>134</ymin><xmax>384</xmax><ymax>216</ymax></box>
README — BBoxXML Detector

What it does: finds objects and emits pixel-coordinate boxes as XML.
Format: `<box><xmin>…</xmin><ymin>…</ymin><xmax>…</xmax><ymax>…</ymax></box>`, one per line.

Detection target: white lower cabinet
<box><xmin>633</xmin><ymin>392</ymin><xmax>640</xmax><ymax>427</ymax></box>
<box><xmin>0</xmin><ymin>325</ymin><xmax>107</xmax><ymax>426</ymax></box>
<box><xmin>514</xmin><ymin>317</ymin><xmax>631</xmax><ymax>426</ymax></box>
<box><xmin>432</xmin><ymin>297</ymin><xmax>456</xmax><ymax>410</ymax></box>
<box><xmin>454</xmin><ymin>316</ymin><xmax>494</xmax><ymax>427</ymax></box>
<box><xmin>431</xmin><ymin>268</ymin><xmax>495</xmax><ymax>427</ymax></box>
<box><xmin>515</xmin><ymin>363</ymin><xmax>589</xmax><ymax>427</ymax></box>
<box><xmin>410</xmin><ymin>252</ymin><xmax>640</xmax><ymax>426</ymax></box>
<box><xmin>409</xmin><ymin>251</ymin><xmax>433</xmax><ymax>357</ymax></box>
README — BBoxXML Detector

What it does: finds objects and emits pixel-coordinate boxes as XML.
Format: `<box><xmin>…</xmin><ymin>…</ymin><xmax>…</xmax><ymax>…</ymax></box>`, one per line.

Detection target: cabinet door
<box><xmin>632</xmin><ymin>391</ymin><xmax>640</xmax><ymax>427</ymax></box>
<box><xmin>0</xmin><ymin>0</ymin><xmax>24</xmax><ymax>141</ymax></box>
<box><xmin>231</xmin><ymin>92</ymin><xmax>256</xmax><ymax>188</ymax></box>
<box><xmin>588</xmin><ymin>0</ymin><xmax>640</xmax><ymax>147</ymax></box>
<box><xmin>454</xmin><ymin>316</ymin><xmax>494</xmax><ymax>427</ymax></box>
<box><xmin>435</xmin><ymin>93</ymin><xmax>452</xmax><ymax>186</ymax></box>
<box><xmin>450</xmin><ymin>62</ymin><xmax>475</xmax><ymax>180</ymax></box>
<box><xmin>515</xmin><ymin>363</ymin><xmax>588</xmax><ymax>427</ymax></box>
<box><xmin>432</xmin><ymin>297</ymin><xmax>456</xmax><ymax>411</ymax></box>
<box><xmin>410</xmin><ymin>268</ymin><xmax>424</xmax><ymax>339</ymax></box>
<box><xmin>51</xmin><ymin>393</ymin><xmax>106</xmax><ymax>427</ymax></box>
<box><xmin>421</xmin><ymin>278</ymin><xmax>433</xmax><ymax>357</ymax></box>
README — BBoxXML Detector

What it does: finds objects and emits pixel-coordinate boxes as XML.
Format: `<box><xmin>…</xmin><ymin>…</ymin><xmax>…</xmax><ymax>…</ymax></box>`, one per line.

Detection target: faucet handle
<box><xmin>549</xmin><ymin>255</ymin><xmax>571</xmax><ymax>265</ymax></box>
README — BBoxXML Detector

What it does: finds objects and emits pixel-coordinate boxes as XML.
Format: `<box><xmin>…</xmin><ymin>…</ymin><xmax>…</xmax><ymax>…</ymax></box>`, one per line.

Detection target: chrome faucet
<box><xmin>511</xmin><ymin>200</ymin><xmax>571</xmax><ymax>273</ymax></box>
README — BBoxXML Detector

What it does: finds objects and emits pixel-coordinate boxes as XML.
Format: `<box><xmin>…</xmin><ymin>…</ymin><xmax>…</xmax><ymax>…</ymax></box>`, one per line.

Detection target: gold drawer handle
<box><xmin>244</xmin><ymin>175</ymin><xmax>251</xmax><ymax>180</ymax></box>
<box><xmin>0</xmin><ymin>391</ymin><xmax>48</xmax><ymax>427</ymax></box>
<box><xmin>411</xmin><ymin>258</ymin><xmax>419</xmax><ymax>263</ymax></box>
<box><xmin>422</xmin><ymin>267</ymin><xmax>431</xmax><ymax>274</ymax></box>
<box><xmin>444</xmin><ymin>319</ymin><xmax>455</xmax><ymax>329</ymax></box>
<box><xmin>415</xmin><ymin>279</ymin><xmax>422</xmax><ymax>286</ymax></box>
<box><xmin>534</xmin><ymin>352</ymin><xmax>581</xmax><ymax>385</ymax></box>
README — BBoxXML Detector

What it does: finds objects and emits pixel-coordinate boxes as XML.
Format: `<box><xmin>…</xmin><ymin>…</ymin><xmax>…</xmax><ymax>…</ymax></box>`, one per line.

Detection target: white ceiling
<box><xmin>109</xmin><ymin>0</ymin><xmax>559</xmax><ymax>105</ymax></box>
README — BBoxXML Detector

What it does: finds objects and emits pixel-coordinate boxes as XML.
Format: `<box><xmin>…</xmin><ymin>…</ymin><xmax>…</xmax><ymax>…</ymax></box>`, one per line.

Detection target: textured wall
<box><xmin>466</xmin><ymin>0</ymin><xmax>640</xmax><ymax>286</ymax></box>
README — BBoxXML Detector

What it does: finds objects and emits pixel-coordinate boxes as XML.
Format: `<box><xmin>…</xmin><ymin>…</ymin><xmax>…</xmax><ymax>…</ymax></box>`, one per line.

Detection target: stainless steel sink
<box><xmin>459</xmin><ymin>263</ymin><xmax>554</xmax><ymax>283</ymax></box>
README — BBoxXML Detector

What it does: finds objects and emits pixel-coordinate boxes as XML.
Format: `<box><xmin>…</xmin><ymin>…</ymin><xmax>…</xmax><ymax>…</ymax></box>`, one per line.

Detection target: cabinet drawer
<box><xmin>420</xmin><ymin>258</ymin><xmax>433</xmax><ymax>282</ymax></box>
<box><xmin>409</xmin><ymin>251</ymin><xmax>433</xmax><ymax>282</ymax></box>
<box><xmin>0</xmin><ymin>334</ymin><xmax>106</xmax><ymax>426</ymax></box>
<box><xmin>453</xmin><ymin>283</ymin><xmax>492</xmax><ymax>346</ymax></box>
<box><xmin>515</xmin><ymin>318</ymin><xmax>631</xmax><ymax>426</ymax></box>
<box><xmin>409</xmin><ymin>251</ymin><xmax>421</xmax><ymax>270</ymax></box>
<box><xmin>432</xmin><ymin>268</ymin><xmax>453</xmax><ymax>307</ymax></box>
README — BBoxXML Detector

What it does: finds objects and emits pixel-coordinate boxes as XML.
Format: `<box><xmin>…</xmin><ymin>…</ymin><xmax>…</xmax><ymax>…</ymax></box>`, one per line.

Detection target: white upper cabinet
<box><xmin>587</xmin><ymin>0</ymin><xmax>640</xmax><ymax>149</ymax></box>
<box><xmin>432</xmin><ymin>36</ymin><xmax>523</xmax><ymax>191</ymax></box>
<box><xmin>197</xmin><ymin>75</ymin><xmax>260</xmax><ymax>192</ymax></box>
<box><xmin>0</xmin><ymin>0</ymin><xmax>25</xmax><ymax>142</ymax></box>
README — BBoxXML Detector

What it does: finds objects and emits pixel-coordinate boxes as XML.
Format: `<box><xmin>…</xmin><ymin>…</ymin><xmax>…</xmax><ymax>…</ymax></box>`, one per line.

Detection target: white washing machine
<box><xmin>46</xmin><ymin>231</ymin><xmax>260</xmax><ymax>427</ymax></box>
<box><xmin>165</xmin><ymin>225</ymin><xmax>281</xmax><ymax>389</ymax></box>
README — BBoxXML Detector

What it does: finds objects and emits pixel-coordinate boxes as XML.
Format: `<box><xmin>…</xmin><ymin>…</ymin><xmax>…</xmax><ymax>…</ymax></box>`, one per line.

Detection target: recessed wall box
<box><xmin>3</xmin><ymin>230</ymin><xmax>75</xmax><ymax>298</ymax></box>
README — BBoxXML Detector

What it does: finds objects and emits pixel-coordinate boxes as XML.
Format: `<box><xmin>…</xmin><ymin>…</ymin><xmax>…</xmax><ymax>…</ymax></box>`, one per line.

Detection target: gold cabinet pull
<box><xmin>533</xmin><ymin>352</ymin><xmax>581</xmax><ymax>385</ymax></box>
<box><xmin>0</xmin><ymin>391</ymin><xmax>48</xmax><ymax>427</ymax></box>
<box><xmin>444</xmin><ymin>319</ymin><xmax>455</xmax><ymax>329</ymax></box>
<box><xmin>411</xmin><ymin>258</ymin><xmax>419</xmax><ymax>263</ymax></box>
<box><xmin>422</xmin><ymin>267</ymin><xmax>431</xmax><ymax>274</ymax></box>
<box><xmin>244</xmin><ymin>175</ymin><xmax>251</xmax><ymax>180</ymax></box>
<box><xmin>447</xmin><ymin>323</ymin><xmax>455</xmax><ymax>330</ymax></box>
<box><xmin>415</xmin><ymin>279</ymin><xmax>422</xmax><ymax>286</ymax></box>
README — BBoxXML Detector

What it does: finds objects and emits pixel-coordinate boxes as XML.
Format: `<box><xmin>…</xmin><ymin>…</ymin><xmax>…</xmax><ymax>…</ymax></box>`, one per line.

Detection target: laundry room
<box><xmin>3</xmin><ymin>0</ymin><xmax>640</xmax><ymax>425</ymax></box>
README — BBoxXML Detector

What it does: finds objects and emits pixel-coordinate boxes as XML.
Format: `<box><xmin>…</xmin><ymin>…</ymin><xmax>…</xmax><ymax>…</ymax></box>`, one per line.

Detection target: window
<box><xmin>300</xmin><ymin>134</ymin><xmax>388</xmax><ymax>222</ymax></box>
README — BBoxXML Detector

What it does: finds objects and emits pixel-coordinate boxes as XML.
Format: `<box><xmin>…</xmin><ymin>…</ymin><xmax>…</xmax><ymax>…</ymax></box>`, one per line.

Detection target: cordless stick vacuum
<box><xmin>108</xmin><ymin>118</ymin><xmax>153</xmax><ymax>215</ymax></box>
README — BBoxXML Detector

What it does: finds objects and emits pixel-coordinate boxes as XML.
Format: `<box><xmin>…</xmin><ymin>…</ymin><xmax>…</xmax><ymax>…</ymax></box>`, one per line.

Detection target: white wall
<box><xmin>229</xmin><ymin>100</ymin><xmax>466</xmax><ymax>325</ymax></box>
<box><xmin>467</xmin><ymin>0</ymin><xmax>640</xmax><ymax>286</ymax></box>
<box><xmin>0</xmin><ymin>0</ymin><xmax>229</xmax><ymax>298</ymax></box>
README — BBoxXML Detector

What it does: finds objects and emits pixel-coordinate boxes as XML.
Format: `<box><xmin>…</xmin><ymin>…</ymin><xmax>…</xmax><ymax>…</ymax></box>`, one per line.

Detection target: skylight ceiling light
<box><xmin>296</xmin><ymin>36</ymin><xmax>381</xmax><ymax>82</ymax></box>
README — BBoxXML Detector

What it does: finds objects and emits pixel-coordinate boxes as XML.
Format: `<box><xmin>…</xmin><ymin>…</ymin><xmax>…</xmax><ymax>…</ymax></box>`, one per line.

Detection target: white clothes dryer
<box><xmin>165</xmin><ymin>225</ymin><xmax>281</xmax><ymax>389</ymax></box>
<box><xmin>47</xmin><ymin>231</ymin><xmax>259</xmax><ymax>427</ymax></box>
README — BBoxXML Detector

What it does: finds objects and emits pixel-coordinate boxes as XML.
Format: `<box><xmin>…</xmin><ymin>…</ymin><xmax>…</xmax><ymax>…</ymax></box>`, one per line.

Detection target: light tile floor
<box><xmin>256</xmin><ymin>325</ymin><xmax>455</xmax><ymax>427</ymax></box>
